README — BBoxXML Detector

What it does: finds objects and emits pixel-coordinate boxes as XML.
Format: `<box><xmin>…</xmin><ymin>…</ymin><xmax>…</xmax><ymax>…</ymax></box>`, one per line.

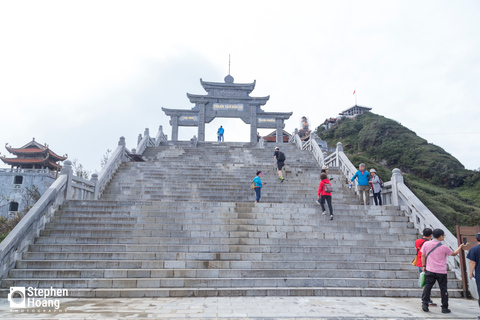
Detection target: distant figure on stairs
<box><xmin>273</xmin><ymin>147</ymin><xmax>285</xmax><ymax>183</ymax></box>
<box><xmin>217</xmin><ymin>126</ymin><xmax>224</xmax><ymax>142</ymax></box>
<box><xmin>369</xmin><ymin>169</ymin><xmax>382</xmax><ymax>206</ymax></box>
<box><xmin>253</xmin><ymin>171</ymin><xmax>264</xmax><ymax>203</ymax></box>
<box><xmin>350</xmin><ymin>163</ymin><xmax>370</xmax><ymax>205</ymax></box>
<box><xmin>317</xmin><ymin>173</ymin><xmax>334</xmax><ymax>220</ymax></box>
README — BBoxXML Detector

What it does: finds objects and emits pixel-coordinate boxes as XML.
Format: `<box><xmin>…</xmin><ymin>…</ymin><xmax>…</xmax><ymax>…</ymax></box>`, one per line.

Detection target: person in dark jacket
<box><xmin>317</xmin><ymin>173</ymin><xmax>333</xmax><ymax>220</ymax></box>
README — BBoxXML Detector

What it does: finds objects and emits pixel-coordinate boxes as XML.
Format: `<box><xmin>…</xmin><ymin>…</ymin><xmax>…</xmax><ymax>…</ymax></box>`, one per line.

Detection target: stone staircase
<box><xmin>0</xmin><ymin>142</ymin><xmax>462</xmax><ymax>298</ymax></box>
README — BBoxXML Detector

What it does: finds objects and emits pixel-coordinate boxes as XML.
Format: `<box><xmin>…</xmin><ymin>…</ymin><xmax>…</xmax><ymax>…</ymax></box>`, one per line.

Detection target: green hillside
<box><xmin>316</xmin><ymin>112</ymin><xmax>480</xmax><ymax>233</ymax></box>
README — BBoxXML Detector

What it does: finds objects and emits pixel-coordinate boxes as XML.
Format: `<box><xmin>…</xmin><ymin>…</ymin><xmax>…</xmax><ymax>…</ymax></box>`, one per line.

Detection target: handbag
<box><xmin>412</xmin><ymin>239</ymin><xmax>427</xmax><ymax>266</ymax></box>
<box><xmin>419</xmin><ymin>272</ymin><xmax>426</xmax><ymax>287</ymax></box>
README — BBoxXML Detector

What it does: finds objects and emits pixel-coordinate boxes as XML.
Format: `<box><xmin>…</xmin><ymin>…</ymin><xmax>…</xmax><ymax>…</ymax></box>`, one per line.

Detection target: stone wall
<box><xmin>0</xmin><ymin>169</ymin><xmax>56</xmax><ymax>218</ymax></box>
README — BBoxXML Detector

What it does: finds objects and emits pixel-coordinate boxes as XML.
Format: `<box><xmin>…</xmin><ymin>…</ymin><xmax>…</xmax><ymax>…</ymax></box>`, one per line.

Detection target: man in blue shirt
<box><xmin>467</xmin><ymin>232</ymin><xmax>480</xmax><ymax>315</ymax></box>
<box><xmin>217</xmin><ymin>126</ymin><xmax>224</xmax><ymax>142</ymax></box>
<box><xmin>350</xmin><ymin>163</ymin><xmax>371</xmax><ymax>205</ymax></box>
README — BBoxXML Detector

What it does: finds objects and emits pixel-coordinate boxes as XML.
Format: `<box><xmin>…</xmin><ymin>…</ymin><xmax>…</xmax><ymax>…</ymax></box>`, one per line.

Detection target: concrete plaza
<box><xmin>0</xmin><ymin>297</ymin><xmax>478</xmax><ymax>319</ymax></box>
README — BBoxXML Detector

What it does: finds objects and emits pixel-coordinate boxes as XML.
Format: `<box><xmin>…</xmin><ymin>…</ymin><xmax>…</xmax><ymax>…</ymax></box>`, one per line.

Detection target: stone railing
<box><xmin>155</xmin><ymin>125</ymin><xmax>168</xmax><ymax>147</ymax></box>
<box><xmin>0</xmin><ymin>168</ymin><xmax>58</xmax><ymax>178</ymax></box>
<box><xmin>91</xmin><ymin>136</ymin><xmax>128</xmax><ymax>199</ymax></box>
<box><xmin>0</xmin><ymin>160</ymin><xmax>90</xmax><ymax>280</ymax></box>
<box><xmin>190</xmin><ymin>135</ymin><xmax>198</xmax><ymax>148</ymax></box>
<box><xmin>136</xmin><ymin>128</ymin><xmax>156</xmax><ymax>155</ymax></box>
<box><xmin>301</xmin><ymin>133</ymin><xmax>325</xmax><ymax>168</ymax></box>
<box><xmin>293</xmin><ymin>132</ymin><xmax>465</xmax><ymax>287</ymax></box>
<box><xmin>258</xmin><ymin>136</ymin><xmax>265</xmax><ymax>149</ymax></box>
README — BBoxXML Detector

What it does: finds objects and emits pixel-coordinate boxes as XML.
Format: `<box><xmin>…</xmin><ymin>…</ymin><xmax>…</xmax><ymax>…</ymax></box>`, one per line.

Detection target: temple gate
<box><xmin>162</xmin><ymin>74</ymin><xmax>292</xmax><ymax>143</ymax></box>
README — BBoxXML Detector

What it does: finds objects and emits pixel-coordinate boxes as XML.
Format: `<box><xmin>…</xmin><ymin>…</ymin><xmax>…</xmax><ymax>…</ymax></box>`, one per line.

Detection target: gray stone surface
<box><xmin>0</xmin><ymin>297</ymin><xmax>478</xmax><ymax>319</ymax></box>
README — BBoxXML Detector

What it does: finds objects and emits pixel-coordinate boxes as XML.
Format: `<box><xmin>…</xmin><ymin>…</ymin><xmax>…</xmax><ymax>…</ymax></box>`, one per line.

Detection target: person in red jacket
<box><xmin>415</xmin><ymin>228</ymin><xmax>437</xmax><ymax>307</ymax></box>
<box><xmin>316</xmin><ymin>173</ymin><xmax>333</xmax><ymax>220</ymax></box>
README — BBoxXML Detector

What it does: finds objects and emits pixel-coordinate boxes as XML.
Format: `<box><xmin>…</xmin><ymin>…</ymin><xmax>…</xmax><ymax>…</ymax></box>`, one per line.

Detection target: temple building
<box><xmin>339</xmin><ymin>105</ymin><xmax>372</xmax><ymax>118</ymax></box>
<box><xmin>0</xmin><ymin>139</ymin><xmax>67</xmax><ymax>218</ymax></box>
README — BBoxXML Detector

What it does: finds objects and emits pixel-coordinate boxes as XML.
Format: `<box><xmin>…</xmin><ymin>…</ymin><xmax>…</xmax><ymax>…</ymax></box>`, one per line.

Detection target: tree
<box><xmin>100</xmin><ymin>149</ymin><xmax>112</xmax><ymax>168</ymax></box>
<box><xmin>71</xmin><ymin>159</ymin><xmax>91</xmax><ymax>179</ymax></box>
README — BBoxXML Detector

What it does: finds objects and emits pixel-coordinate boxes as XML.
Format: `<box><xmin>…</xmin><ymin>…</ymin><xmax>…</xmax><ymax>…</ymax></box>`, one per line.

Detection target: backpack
<box><xmin>379</xmin><ymin>176</ymin><xmax>384</xmax><ymax>188</ymax></box>
<box><xmin>324</xmin><ymin>182</ymin><xmax>333</xmax><ymax>193</ymax></box>
<box><xmin>277</xmin><ymin>151</ymin><xmax>286</xmax><ymax>162</ymax></box>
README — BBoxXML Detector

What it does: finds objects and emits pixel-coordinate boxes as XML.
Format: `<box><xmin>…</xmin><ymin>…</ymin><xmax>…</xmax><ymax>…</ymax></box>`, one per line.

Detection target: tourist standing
<box><xmin>369</xmin><ymin>169</ymin><xmax>382</xmax><ymax>206</ymax></box>
<box><xmin>467</xmin><ymin>232</ymin><xmax>480</xmax><ymax>315</ymax></box>
<box><xmin>253</xmin><ymin>171</ymin><xmax>264</xmax><ymax>203</ymax></box>
<box><xmin>273</xmin><ymin>147</ymin><xmax>285</xmax><ymax>183</ymax></box>
<box><xmin>421</xmin><ymin>228</ymin><xmax>465</xmax><ymax>313</ymax></box>
<box><xmin>217</xmin><ymin>126</ymin><xmax>224</xmax><ymax>142</ymax></box>
<box><xmin>317</xmin><ymin>173</ymin><xmax>333</xmax><ymax>220</ymax></box>
<box><xmin>350</xmin><ymin>163</ymin><xmax>370</xmax><ymax>205</ymax></box>
<box><xmin>414</xmin><ymin>228</ymin><xmax>437</xmax><ymax>307</ymax></box>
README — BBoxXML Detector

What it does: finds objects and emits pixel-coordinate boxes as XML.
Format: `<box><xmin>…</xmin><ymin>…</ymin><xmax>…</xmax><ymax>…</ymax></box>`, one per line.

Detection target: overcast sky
<box><xmin>1</xmin><ymin>0</ymin><xmax>479</xmax><ymax>173</ymax></box>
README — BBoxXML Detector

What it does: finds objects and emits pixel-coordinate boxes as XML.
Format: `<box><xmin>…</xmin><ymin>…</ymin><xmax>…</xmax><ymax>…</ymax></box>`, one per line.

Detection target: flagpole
<box><xmin>355</xmin><ymin>92</ymin><xmax>357</xmax><ymax>106</ymax></box>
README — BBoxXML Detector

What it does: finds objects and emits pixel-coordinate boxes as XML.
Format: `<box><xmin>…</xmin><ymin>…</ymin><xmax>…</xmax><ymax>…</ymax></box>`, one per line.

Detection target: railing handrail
<box><xmin>0</xmin><ymin>166</ymin><xmax>70</xmax><ymax>280</ymax></box>
<box><xmin>93</xmin><ymin>137</ymin><xmax>127</xmax><ymax>199</ymax></box>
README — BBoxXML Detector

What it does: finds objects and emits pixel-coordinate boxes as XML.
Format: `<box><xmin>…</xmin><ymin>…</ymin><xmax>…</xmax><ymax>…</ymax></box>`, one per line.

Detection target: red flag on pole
<box><xmin>353</xmin><ymin>90</ymin><xmax>355</xmax><ymax>94</ymax></box>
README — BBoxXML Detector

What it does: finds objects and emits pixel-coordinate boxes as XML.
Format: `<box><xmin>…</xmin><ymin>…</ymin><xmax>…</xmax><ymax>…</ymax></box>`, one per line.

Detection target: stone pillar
<box><xmin>250</xmin><ymin>105</ymin><xmax>257</xmax><ymax>144</ymax></box>
<box><xmin>171</xmin><ymin>116</ymin><xmax>179</xmax><ymax>141</ymax></box>
<box><xmin>118</xmin><ymin>136</ymin><xmax>127</xmax><ymax>162</ymax></box>
<box><xmin>276</xmin><ymin>119</ymin><xmax>284</xmax><ymax>144</ymax></box>
<box><xmin>391</xmin><ymin>168</ymin><xmax>404</xmax><ymax>206</ymax></box>
<box><xmin>90</xmin><ymin>173</ymin><xmax>98</xmax><ymax>200</ymax></box>
<box><xmin>60</xmin><ymin>160</ymin><xmax>73</xmax><ymax>200</ymax></box>
<box><xmin>198</xmin><ymin>103</ymin><xmax>206</xmax><ymax>142</ymax></box>
<box><xmin>336</xmin><ymin>142</ymin><xmax>343</xmax><ymax>167</ymax></box>
<box><xmin>144</xmin><ymin>128</ymin><xmax>149</xmax><ymax>138</ymax></box>
<box><xmin>137</xmin><ymin>134</ymin><xmax>142</xmax><ymax>145</ymax></box>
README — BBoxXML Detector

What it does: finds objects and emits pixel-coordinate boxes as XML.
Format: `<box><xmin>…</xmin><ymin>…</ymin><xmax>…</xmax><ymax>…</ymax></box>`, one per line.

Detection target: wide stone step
<box><xmin>15</xmin><ymin>259</ymin><xmax>419</xmax><ymax>270</ymax></box>
<box><xmin>11</xmin><ymin>268</ymin><xmax>452</xmax><ymax>279</ymax></box>
<box><xmin>27</xmin><ymin>244</ymin><xmax>415</xmax><ymax>255</ymax></box>
<box><xmin>0</xmin><ymin>287</ymin><xmax>463</xmax><ymax>299</ymax></box>
<box><xmin>44</xmin><ymin>221</ymin><xmax>414</xmax><ymax>231</ymax></box>
<box><xmin>34</xmin><ymin>236</ymin><xmax>416</xmax><ymax>246</ymax></box>
<box><xmin>38</xmin><ymin>229</ymin><xmax>417</xmax><ymax>238</ymax></box>
<box><xmin>21</xmin><ymin>252</ymin><xmax>414</xmax><ymax>263</ymax></box>
<box><xmin>1</xmin><ymin>277</ymin><xmax>463</xmax><ymax>290</ymax></box>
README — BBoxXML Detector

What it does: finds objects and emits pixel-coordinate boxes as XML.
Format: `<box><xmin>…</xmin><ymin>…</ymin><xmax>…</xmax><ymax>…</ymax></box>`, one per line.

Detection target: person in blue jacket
<box><xmin>350</xmin><ymin>163</ymin><xmax>371</xmax><ymax>205</ymax></box>
<box><xmin>253</xmin><ymin>171</ymin><xmax>265</xmax><ymax>203</ymax></box>
<box><xmin>217</xmin><ymin>126</ymin><xmax>224</xmax><ymax>142</ymax></box>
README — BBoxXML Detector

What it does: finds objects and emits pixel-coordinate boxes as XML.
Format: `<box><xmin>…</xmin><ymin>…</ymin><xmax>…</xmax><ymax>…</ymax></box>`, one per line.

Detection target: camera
<box><xmin>8</xmin><ymin>287</ymin><xmax>26</xmax><ymax>308</ymax></box>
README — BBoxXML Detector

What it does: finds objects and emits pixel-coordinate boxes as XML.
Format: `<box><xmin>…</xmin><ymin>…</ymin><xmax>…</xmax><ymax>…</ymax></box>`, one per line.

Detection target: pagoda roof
<box><xmin>1</xmin><ymin>153</ymin><xmax>62</xmax><ymax>170</ymax></box>
<box><xmin>5</xmin><ymin>139</ymin><xmax>67</xmax><ymax>161</ymax></box>
<box><xmin>186</xmin><ymin>92</ymin><xmax>270</xmax><ymax>103</ymax></box>
<box><xmin>200</xmin><ymin>77</ymin><xmax>256</xmax><ymax>93</ymax></box>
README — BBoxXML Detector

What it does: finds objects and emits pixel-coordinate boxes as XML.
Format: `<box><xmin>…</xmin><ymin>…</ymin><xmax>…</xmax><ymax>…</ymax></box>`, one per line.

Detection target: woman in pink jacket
<box><xmin>317</xmin><ymin>173</ymin><xmax>333</xmax><ymax>220</ymax></box>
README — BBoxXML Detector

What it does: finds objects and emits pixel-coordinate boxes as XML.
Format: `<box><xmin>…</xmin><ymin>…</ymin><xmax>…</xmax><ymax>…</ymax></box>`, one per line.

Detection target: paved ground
<box><xmin>0</xmin><ymin>297</ymin><xmax>478</xmax><ymax>320</ymax></box>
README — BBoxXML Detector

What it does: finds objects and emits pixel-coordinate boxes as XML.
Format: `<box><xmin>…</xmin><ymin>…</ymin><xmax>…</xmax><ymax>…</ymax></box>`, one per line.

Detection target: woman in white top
<box><xmin>369</xmin><ymin>169</ymin><xmax>382</xmax><ymax>206</ymax></box>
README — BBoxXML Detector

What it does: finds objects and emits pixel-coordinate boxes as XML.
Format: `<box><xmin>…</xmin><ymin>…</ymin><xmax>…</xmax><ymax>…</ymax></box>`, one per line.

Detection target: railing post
<box><xmin>391</xmin><ymin>168</ymin><xmax>403</xmax><ymax>206</ymax></box>
<box><xmin>137</xmin><ymin>134</ymin><xmax>142</xmax><ymax>146</ymax></box>
<box><xmin>91</xmin><ymin>173</ymin><xmax>99</xmax><ymax>199</ymax></box>
<box><xmin>336</xmin><ymin>142</ymin><xmax>343</xmax><ymax>167</ymax></box>
<box><xmin>60</xmin><ymin>160</ymin><xmax>73</xmax><ymax>199</ymax></box>
<box><xmin>118</xmin><ymin>136</ymin><xmax>127</xmax><ymax>161</ymax></box>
